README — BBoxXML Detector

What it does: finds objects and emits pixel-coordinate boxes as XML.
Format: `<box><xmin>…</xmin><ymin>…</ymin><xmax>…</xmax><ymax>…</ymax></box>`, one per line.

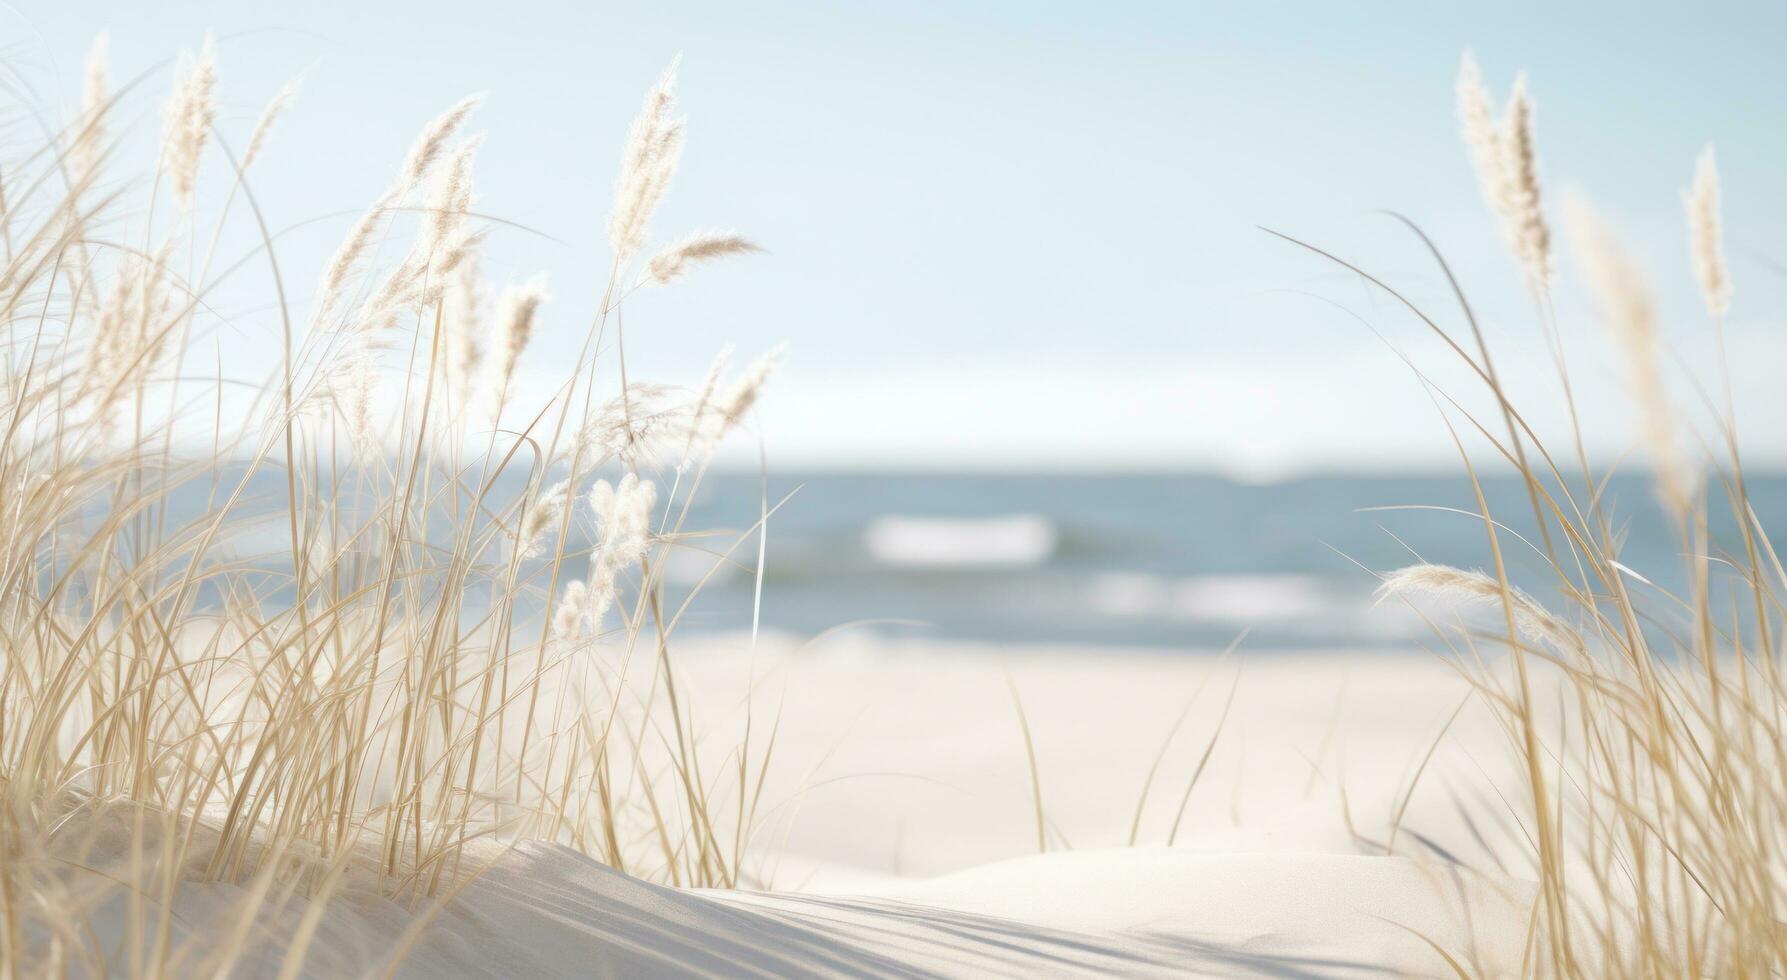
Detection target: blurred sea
<box><xmin>664</xmin><ymin>472</ymin><xmax>1787</xmax><ymax>651</ymax></box>
<box><xmin>183</xmin><ymin>469</ymin><xmax>1787</xmax><ymax>652</ymax></box>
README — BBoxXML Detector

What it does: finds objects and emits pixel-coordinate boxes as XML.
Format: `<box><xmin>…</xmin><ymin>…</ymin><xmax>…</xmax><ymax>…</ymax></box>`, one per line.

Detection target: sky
<box><xmin>8</xmin><ymin>0</ymin><xmax>1787</xmax><ymax>476</ymax></box>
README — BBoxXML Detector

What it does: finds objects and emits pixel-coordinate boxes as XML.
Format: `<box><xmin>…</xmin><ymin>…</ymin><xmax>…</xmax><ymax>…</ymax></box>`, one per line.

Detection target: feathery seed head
<box><xmin>643</xmin><ymin>231</ymin><xmax>760</xmax><ymax>286</ymax></box>
<box><xmin>1684</xmin><ymin>146</ymin><xmax>1731</xmax><ymax>319</ymax></box>
<box><xmin>553</xmin><ymin>580</ymin><xmax>591</xmax><ymax>638</ymax></box>
<box><xmin>520</xmin><ymin>479</ymin><xmax>570</xmax><ymax>559</ymax></box>
<box><xmin>400</xmin><ymin>95</ymin><xmax>482</xmax><ymax>191</ymax></box>
<box><xmin>485</xmin><ymin>274</ymin><xmax>548</xmax><ymax>415</ymax></box>
<box><xmin>1455</xmin><ymin>51</ymin><xmax>1500</xmax><ymax>188</ymax></box>
<box><xmin>425</xmin><ymin>137</ymin><xmax>482</xmax><ymax>252</ymax></box>
<box><xmin>589</xmin><ymin>473</ymin><xmax>658</xmax><ymax>570</ymax></box>
<box><xmin>161</xmin><ymin>37</ymin><xmax>217</xmax><ymax>214</ymax></box>
<box><xmin>553</xmin><ymin>577</ymin><xmax>616</xmax><ymax>639</ymax></box>
<box><xmin>1455</xmin><ymin>53</ymin><xmax>1551</xmax><ymax>297</ymax></box>
<box><xmin>82</xmin><ymin>36</ymin><xmax>109</xmax><ymax>116</ymax></box>
<box><xmin>680</xmin><ymin>343</ymin><xmax>786</xmax><ymax>462</ymax></box>
<box><xmin>609</xmin><ymin>61</ymin><xmax>684</xmax><ymax>261</ymax></box>
<box><xmin>719</xmin><ymin>343</ymin><xmax>785</xmax><ymax>431</ymax></box>
<box><xmin>315</xmin><ymin>100</ymin><xmax>479</xmax><ymax>326</ymax></box>
<box><xmin>242</xmin><ymin>77</ymin><xmax>300</xmax><ymax>170</ymax></box>
<box><xmin>69</xmin><ymin>35</ymin><xmax>109</xmax><ymax>183</ymax></box>
<box><xmin>1377</xmin><ymin>564</ymin><xmax>1581</xmax><ymax>655</ymax></box>
<box><xmin>443</xmin><ymin>256</ymin><xmax>485</xmax><ymax>409</ymax></box>
<box><xmin>84</xmin><ymin>255</ymin><xmax>172</xmax><ymax>432</ymax></box>
<box><xmin>1563</xmin><ymin>196</ymin><xmax>1698</xmax><ymax>520</ymax></box>
<box><xmin>345</xmin><ymin>359</ymin><xmax>380</xmax><ymax>462</ymax></box>
<box><xmin>576</xmin><ymin>384</ymin><xmax>687</xmax><ymax>467</ymax></box>
<box><xmin>315</xmin><ymin>188</ymin><xmax>399</xmax><ymax>327</ymax></box>
<box><xmin>681</xmin><ymin>345</ymin><xmax>734</xmax><ymax>465</ymax></box>
<box><xmin>1498</xmin><ymin>73</ymin><xmax>1550</xmax><ymax>293</ymax></box>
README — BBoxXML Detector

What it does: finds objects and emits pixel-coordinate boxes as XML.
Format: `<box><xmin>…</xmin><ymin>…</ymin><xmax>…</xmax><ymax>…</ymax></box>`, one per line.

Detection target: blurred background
<box><xmin>13</xmin><ymin>0</ymin><xmax>1787</xmax><ymax>648</ymax></box>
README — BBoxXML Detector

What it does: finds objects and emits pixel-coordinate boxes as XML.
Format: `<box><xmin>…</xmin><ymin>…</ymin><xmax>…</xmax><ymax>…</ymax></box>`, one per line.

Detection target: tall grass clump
<box><xmin>0</xmin><ymin>39</ymin><xmax>780</xmax><ymax>973</ymax></box>
<box><xmin>1291</xmin><ymin>52</ymin><xmax>1786</xmax><ymax>976</ymax></box>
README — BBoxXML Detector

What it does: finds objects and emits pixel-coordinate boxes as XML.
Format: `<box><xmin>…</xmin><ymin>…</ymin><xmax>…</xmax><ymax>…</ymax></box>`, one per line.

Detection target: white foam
<box><xmin>863</xmin><ymin>514</ymin><xmax>1057</xmax><ymax>568</ymax></box>
<box><xmin>1087</xmin><ymin>572</ymin><xmax>1340</xmax><ymax>621</ymax></box>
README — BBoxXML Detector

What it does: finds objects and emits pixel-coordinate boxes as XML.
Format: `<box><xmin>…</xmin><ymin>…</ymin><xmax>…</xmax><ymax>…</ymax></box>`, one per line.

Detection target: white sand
<box><xmin>68</xmin><ymin>638</ymin><xmax>1554</xmax><ymax>976</ymax></box>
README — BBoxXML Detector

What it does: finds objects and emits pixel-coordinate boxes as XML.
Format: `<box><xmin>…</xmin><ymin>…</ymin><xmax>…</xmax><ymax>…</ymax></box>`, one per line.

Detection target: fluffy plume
<box><xmin>643</xmin><ymin>232</ymin><xmax>759</xmax><ymax>286</ymax></box>
<box><xmin>400</xmin><ymin>96</ymin><xmax>482</xmax><ymax>192</ymax></box>
<box><xmin>589</xmin><ymin>473</ymin><xmax>658</xmax><ymax>569</ymax></box>
<box><xmin>681</xmin><ymin>343</ymin><xmax>786</xmax><ymax>463</ymax></box>
<box><xmin>84</xmin><ymin>251</ymin><xmax>174</xmax><ymax>433</ymax></box>
<box><xmin>519</xmin><ymin>479</ymin><xmax>570</xmax><ymax>559</ymax></box>
<box><xmin>161</xmin><ymin>37</ymin><xmax>218</xmax><ymax>214</ymax></box>
<box><xmin>242</xmin><ymin>77</ymin><xmax>300</xmax><ymax>170</ymax></box>
<box><xmin>1456</xmin><ymin>53</ymin><xmax>1551</xmax><ymax>295</ymax></box>
<box><xmin>681</xmin><ymin>345</ymin><xmax>734</xmax><ymax>464</ymax></box>
<box><xmin>1498</xmin><ymin>75</ymin><xmax>1550</xmax><ymax>292</ymax></box>
<box><xmin>424</xmin><ymin>137</ymin><xmax>482</xmax><ymax>252</ymax></box>
<box><xmin>717</xmin><ymin>343</ymin><xmax>785</xmax><ymax>432</ymax></box>
<box><xmin>1456</xmin><ymin>53</ymin><xmax>1500</xmax><ymax>197</ymax></box>
<box><xmin>344</xmin><ymin>359</ymin><xmax>379</xmax><ymax>462</ymax></box>
<box><xmin>552</xmin><ymin>580</ymin><xmax>602</xmax><ymax>638</ymax></box>
<box><xmin>68</xmin><ymin>35</ymin><xmax>108</xmax><ymax>183</ymax></box>
<box><xmin>317</xmin><ymin>106</ymin><xmax>487</xmax><ymax>444</ymax></box>
<box><xmin>351</xmin><ymin>137</ymin><xmax>484</xmax><ymax>331</ymax></box>
<box><xmin>331</xmin><ymin>213</ymin><xmax>486</xmax><ymax>444</ymax></box>
<box><xmin>314</xmin><ymin>191</ymin><xmax>398</xmax><ymax>327</ymax></box>
<box><xmin>574</xmin><ymin>383</ymin><xmax>687</xmax><ymax>467</ymax></box>
<box><xmin>314</xmin><ymin>97</ymin><xmax>481</xmax><ymax>327</ymax></box>
<box><xmin>550</xmin><ymin>474</ymin><xmax>658</xmax><ymax>639</ymax></box>
<box><xmin>82</xmin><ymin>35</ymin><xmax>108</xmax><ymax>124</ymax></box>
<box><xmin>609</xmin><ymin>61</ymin><xmax>684</xmax><ymax>261</ymax></box>
<box><xmin>546</xmin><ymin>475</ymin><xmax>661</xmax><ymax>643</ymax></box>
<box><xmin>1683</xmin><ymin>146</ymin><xmax>1731</xmax><ymax>318</ymax></box>
<box><xmin>1378</xmin><ymin>564</ymin><xmax>1580</xmax><ymax>655</ymax></box>
<box><xmin>443</xmin><ymin>255</ymin><xmax>485</xmax><ymax>410</ymax></box>
<box><xmin>485</xmin><ymin>275</ymin><xmax>547</xmax><ymax>416</ymax></box>
<box><xmin>1563</xmin><ymin>197</ymin><xmax>1697</xmax><ymax>519</ymax></box>
<box><xmin>553</xmin><ymin>576</ymin><xmax>618</xmax><ymax>640</ymax></box>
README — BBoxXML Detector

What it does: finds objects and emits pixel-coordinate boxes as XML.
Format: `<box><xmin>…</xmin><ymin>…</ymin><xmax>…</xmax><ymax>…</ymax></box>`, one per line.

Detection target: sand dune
<box><xmin>57</xmin><ymin>640</ymin><xmax>1549</xmax><ymax>976</ymax></box>
<box><xmin>285</xmin><ymin>839</ymin><xmax>1531</xmax><ymax>978</ymax></box>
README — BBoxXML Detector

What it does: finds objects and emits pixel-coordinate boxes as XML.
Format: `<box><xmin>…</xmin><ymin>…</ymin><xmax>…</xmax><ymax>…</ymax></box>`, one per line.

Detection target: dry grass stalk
<box><xmin>2</xmin><ymin>46</ymin><xmax>786</xmax><ymax>973</ymax></box>
<box><xmin>1285</xmin><ymin>59</ymin><xmax>1786</xmax><ymax>973</ymax></box>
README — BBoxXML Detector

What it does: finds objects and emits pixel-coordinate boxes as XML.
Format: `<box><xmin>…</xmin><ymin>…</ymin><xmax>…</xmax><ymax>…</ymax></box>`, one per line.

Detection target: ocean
<box><xmin>663</xmin><ymin>471</ymin><xmax>1787</xmax><ymax>651</ymax></box>
<box><xmin>161</xmin><ymin>467</ymin><xmax>1787</xmax><ymax>652</ymax></box>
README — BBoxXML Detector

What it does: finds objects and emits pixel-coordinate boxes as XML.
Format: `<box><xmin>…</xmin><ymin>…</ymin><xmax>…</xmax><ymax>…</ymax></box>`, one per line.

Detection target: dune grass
<box><xmin>1</xmin><ymin>34</ymin><xmax>1781</xmax><ymax>980</ymax></box>
<box><xmin>1288</xmin><ymin>52</ymin><xmax>1787</xmax><ymax>976</ymax></box>
<box><xmin>0</xmin><ymin>39</ymin><xmax>782</xmax><ymax>973</ymax></box>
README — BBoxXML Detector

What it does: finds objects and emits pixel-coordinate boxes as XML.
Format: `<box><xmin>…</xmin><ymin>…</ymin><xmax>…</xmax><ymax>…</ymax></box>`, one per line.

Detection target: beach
<box><xmin>8</xmin><ymin>10</ymin><xmax>1781</xmax><ymax>974</ymax></box>
<box><xmin>56</xmin><ymin>637</ymin><xmax>1551</xmax><ymax>977</ymax></box>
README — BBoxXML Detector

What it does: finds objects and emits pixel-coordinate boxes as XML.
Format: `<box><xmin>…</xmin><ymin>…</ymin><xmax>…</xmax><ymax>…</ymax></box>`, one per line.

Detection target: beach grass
<box><xmin>1310</xmin><ymin>53</ymin><xmax>1786</xmax><ymax>975</ymax></box>
<box><xmin>0</xmin><ymin>36</ymin><xmax>1780</xmax><ymax>979</ymax></box>
<box><xmin>0</xmin><ymin>40</ymin><xmax>780</xmax><ymax>973</ymax></box>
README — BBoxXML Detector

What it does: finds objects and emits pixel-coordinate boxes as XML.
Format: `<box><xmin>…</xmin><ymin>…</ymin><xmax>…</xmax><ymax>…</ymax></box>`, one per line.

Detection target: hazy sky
<box><xmin>11</xmin><ymin>0</ymin><xmax>1787</xmax><ymax>475</ymax></box>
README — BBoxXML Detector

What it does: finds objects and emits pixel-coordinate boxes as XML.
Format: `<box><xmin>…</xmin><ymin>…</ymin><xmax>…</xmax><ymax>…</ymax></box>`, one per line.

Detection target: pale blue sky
<box><xmin>10</xmin><ymin>1</ymin><xmax>1787</xmax><ymax>474</ymax></box>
